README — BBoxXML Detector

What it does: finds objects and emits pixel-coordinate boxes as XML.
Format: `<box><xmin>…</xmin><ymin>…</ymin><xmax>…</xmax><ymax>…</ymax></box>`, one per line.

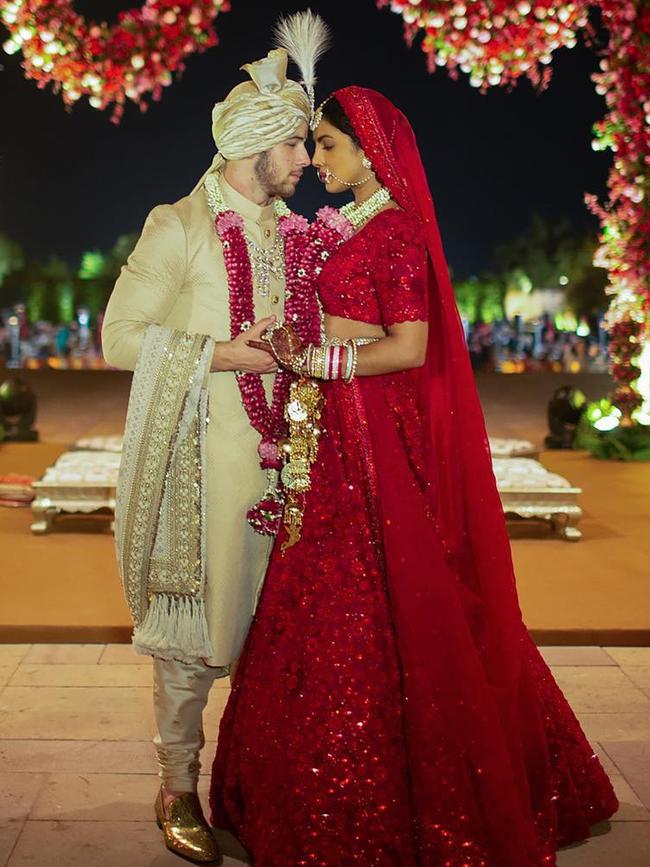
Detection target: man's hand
<box><xmin>211</xmin><ymin>316</ymin><xmax>278</xmax><ymax>373</ymax></box>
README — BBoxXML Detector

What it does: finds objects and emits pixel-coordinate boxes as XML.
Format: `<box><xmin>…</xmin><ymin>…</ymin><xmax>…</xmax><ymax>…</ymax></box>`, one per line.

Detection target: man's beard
<box><xmin>254</xmin><ymin>152</ymin><xmax>297</xmax><ymax>199</ymax></box>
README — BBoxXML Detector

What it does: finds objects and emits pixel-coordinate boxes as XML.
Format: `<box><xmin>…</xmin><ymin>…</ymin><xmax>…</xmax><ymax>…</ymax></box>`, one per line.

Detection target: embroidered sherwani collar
<box><xmin>218</xmin><ymin>172</ymin><xmax>276</xmax><ymax>224</ymax></box>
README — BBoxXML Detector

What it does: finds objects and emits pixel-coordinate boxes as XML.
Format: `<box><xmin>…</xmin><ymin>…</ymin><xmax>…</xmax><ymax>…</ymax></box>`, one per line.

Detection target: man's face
<box><xmin>254</xmin><ymin>121</ymin><xmax>310</xmax><ymax>199</ymax></box>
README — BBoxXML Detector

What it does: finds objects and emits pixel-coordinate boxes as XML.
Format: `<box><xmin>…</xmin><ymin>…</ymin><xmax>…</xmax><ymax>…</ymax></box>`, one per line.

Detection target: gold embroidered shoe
<box><xmin>154</xmin><ymin>788</ymin><xmax>222</xmax><ymax>864</ymax></box>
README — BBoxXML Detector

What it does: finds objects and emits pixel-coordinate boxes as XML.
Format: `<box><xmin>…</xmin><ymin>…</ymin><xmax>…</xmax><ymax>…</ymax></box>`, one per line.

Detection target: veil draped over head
<box><xmin>334</xmin><ymin>85</ymin><xmax>524</xmax><ymax>688</ymax></box>
<box><xmin>333</xmin><ymin>86</ymin><xmax>550</xmax><ymax>864</ymax></box>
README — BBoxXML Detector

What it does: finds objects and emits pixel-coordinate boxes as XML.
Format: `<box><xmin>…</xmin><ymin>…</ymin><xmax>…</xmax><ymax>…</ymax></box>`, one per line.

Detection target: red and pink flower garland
<box><xmin>215</xmin><ymin>208</ymin><xmax>323</xmax><ymax>535</ymax></box>
<box><xmin>379</xmin><ymin>1</ymin><xmax>589</xmax><ymax>89</ymax></box>
<box><xmin>586</xmin><ymin>0</ymin><xmax>650</xmax><ymax>418</ymax></box>
<box><xmin>1</xmin><ymin>0</ymin><xmax>230</xmax><ymax>122</ymax></box>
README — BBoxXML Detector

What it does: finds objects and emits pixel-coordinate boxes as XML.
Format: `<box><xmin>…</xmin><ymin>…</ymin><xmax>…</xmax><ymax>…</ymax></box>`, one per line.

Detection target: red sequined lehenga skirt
<box><xmin>209</xmin><ymin>372</ymin><xmax>618</xmax><ymax>867</ymax></box>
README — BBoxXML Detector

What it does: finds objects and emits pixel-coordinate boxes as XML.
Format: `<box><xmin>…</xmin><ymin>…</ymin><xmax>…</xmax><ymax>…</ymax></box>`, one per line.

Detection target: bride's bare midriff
<box><xmin>325</xmin><ymin>315</ymin><xmax>385</xmax><ymax>341</ymax></box>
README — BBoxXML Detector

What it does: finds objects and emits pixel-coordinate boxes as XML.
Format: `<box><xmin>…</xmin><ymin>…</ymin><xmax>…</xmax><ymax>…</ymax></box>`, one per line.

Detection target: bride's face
<box><xmin>312</xmin><ymin>119</ymin><xmax>367</xmax><ymax>194</ymax></box>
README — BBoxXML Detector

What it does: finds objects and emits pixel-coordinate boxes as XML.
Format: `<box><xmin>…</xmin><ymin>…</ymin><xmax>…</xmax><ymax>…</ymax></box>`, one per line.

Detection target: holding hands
<box><xmin>248</xmin><ymin>321</ymin><xmax>305</xmax><ymax>368</ymax></box>
<box><xmin>211</xmin><ymin>316</ymin><xmax>280</xmax><ymax>373</ymax></box>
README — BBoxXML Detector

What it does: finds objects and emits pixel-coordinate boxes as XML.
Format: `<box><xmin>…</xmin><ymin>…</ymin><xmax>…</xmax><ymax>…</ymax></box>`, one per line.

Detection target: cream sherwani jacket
<box><xmin>103</xmin><ymin>172</ymin><xmax>285</xmax><ymax>667</ymax></box>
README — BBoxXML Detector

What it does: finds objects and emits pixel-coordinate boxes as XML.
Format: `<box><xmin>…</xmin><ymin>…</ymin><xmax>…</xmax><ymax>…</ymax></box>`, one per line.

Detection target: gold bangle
<box><xmin>288</xmin><ymin>348</ymin><xmax>308</xmax><ymax>375</ymax></box>
<box><xmin>307</xmin><ymin>345</ymin><xmax>317</xmax><ymax>378</ymax></box>
<box><xmin>315</xmin><ymin>345</ymin><xmax>326</xmax><ymax>380</ymax></box>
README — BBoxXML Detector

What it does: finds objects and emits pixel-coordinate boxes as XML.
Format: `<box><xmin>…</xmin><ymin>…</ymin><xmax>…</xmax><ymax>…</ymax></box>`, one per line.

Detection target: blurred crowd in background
<box><xmin>0</xmin><ymin>213</ymin><xmax>610</xmax><ymax>373</ymax></box>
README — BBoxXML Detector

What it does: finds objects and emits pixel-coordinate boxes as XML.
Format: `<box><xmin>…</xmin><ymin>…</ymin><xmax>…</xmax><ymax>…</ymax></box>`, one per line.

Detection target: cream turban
<box><xmin>192</xmin><ymin>49</ymin><xmax>310</xmax><ymax>192</ymax></box>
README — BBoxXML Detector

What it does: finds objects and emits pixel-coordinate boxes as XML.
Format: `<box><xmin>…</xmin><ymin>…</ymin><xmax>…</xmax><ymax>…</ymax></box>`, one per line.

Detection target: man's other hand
<box><xmin>211</xmin><ymin>316</ymin><xmax>278</xmax><ymax>373</ymax></box>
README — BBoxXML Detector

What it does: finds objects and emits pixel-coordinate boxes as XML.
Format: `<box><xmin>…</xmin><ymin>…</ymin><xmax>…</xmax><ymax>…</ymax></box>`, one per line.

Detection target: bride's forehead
<box><xmin>312</xmin><ymin>120</ymin><xmax>345</xmax><ymax>141</ymax></box>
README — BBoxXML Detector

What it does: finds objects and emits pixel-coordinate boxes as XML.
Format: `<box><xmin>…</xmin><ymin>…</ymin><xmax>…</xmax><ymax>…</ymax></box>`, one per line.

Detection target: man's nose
<box><xmin>298</xmin><ymin>145</ymin><xmax>311</xmax><ymax>167</ymax></box>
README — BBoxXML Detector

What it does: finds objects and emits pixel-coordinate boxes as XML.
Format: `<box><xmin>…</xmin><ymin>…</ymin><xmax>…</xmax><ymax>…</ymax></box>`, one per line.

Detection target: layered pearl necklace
<box><xmin>340</xmin><ymin>185</ymin><xmax>391</xmax><ymax>231</ymax></box>
<box><xmin>205</xmin><ymin>173</ymin><xmax>288</xmax><ymax>297</ymax></box>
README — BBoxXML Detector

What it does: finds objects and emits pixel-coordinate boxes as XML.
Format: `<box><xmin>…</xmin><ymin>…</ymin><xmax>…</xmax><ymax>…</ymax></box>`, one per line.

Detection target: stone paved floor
<box><xmin>1</xmin><ymin>644</ymin><xmax>650</xmax><ymax>866</ymax></box>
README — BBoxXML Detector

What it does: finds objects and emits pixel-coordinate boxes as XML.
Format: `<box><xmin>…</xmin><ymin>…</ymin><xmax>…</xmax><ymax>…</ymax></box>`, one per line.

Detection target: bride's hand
<box><xmin>247</xmin><ymin>323</ymin><xmax>304</xmax><ymax>367</ymax></box>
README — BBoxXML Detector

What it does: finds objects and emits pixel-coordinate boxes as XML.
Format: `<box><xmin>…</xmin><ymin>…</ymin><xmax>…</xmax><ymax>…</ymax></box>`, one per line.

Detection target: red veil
<box><xmin>333</xmin><ymin>87</ymin><xmax>615</xmax><ymax>864</ymax></box>
<box><xmin>333</xmin><ymin>88</ymin><xmax>524</xmax><ymax>679</ymax></box>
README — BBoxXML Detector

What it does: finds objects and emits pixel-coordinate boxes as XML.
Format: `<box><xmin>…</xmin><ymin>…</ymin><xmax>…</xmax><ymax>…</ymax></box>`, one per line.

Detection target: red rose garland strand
<box><xmin>217</xmin><ymin>213</ymin><xmax>287</xmax><ymax>460</ymax></box>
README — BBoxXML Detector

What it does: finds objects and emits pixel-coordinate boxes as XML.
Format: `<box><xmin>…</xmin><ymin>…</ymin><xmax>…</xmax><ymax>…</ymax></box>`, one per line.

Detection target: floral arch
<box><xmin>382</xmin><ymin>1</ymin><xmax>650</xmax><ymax>426</ymax></box>
<box><xmin>2</xmin><ymin>0</ymin><xmax>649</xmax><ymax>424</ymax></box>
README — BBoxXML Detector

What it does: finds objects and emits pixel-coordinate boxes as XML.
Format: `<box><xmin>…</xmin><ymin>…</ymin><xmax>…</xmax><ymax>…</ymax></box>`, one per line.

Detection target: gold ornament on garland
<box><xmin>280</xmin><ymin>378</ymin><xmax>323</xmax><ymax>551</ymax></box>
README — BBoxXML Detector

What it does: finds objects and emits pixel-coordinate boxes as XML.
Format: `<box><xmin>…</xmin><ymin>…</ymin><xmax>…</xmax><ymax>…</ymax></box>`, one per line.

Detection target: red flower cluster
<box><xmin>379</xmin><ymin>1</ymin><xmax>589</xmax><ymax>89</ymax></box>
<box><xmin>611</xmin><ymin>362</ymin><xmax>640</xmax><ymax>385</ymax></box>
<box><xmin>1</xmin><ymin>0</ymin><xmax>230</xmax><ymax>121</ymax></box>
<box><xmin>587</xmin><ymin>1</ymin><xmax>650</xmax><ymax>412</ymax></box>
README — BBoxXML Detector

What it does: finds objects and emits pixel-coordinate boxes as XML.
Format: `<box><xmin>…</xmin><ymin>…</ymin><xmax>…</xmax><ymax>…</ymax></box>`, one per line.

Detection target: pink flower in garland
<box><xmin>258</xmin><ymin>440</ymin><xmax>282</xmax><ymax>470</ymax></box>
<box><xmin>215</xmin><ymin>210</ymin><xmax>244</xmax><ymax>237</ymax></box>
<box><xmin>278</xmin><ymin>213</ymin><xmax>309</xmax><ymax>237</ymax></box>
<box><xmin>316</xmin><ymin>206</ymin><xmax>355</xmax><ymax>240</ymax></box>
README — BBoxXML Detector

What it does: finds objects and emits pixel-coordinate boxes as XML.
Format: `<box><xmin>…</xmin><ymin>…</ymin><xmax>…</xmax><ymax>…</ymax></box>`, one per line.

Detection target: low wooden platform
<box><xmin>1</xmin><ymin>437</ymin><xmax>649</xmax><ymax>645</ymax></box>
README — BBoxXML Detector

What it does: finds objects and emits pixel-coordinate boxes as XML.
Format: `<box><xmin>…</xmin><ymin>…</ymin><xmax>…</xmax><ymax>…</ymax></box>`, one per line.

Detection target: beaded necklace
<box><xmin>339</xmin><ymin>185</ymin><xmax>391</xmax><ymax>231</ymax></box>
<box><xmin>205</xmin><ymin>175</ymin><xmax>289</xmax><ymax>299</ymax></box>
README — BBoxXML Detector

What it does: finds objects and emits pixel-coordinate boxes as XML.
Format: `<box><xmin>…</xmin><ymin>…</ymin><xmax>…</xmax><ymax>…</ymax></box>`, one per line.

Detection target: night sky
<box><xmin>0</xmin><ymin>0</ymin><xmax>611</xmax><ymax>279</ymax></box>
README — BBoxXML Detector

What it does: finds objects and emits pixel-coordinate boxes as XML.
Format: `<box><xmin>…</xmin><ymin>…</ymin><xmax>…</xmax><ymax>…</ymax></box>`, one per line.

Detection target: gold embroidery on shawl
<box><xmin>149</xmin><ymin>414</ymin><xmax>203</xmax><ymax>595</ymax></box>
<box><xmin>120</xmin><ymin>331</ymin><xmax>208</xmax><ymax>625</ymax></box>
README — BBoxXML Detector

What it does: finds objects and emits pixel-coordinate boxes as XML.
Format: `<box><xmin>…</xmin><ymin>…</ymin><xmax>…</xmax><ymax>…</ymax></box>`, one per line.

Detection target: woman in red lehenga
<box><xmin>209</xmin><ymin>86</ymin><xmax>618</xmax><ymax>867</ymax></box>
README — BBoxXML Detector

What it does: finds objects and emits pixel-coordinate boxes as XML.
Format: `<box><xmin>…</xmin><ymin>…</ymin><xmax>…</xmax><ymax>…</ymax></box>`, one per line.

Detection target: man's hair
<box><xmin>254</xmin><ymin>150</ymin><xmax>274</xmax><ymax>187</ymax></box>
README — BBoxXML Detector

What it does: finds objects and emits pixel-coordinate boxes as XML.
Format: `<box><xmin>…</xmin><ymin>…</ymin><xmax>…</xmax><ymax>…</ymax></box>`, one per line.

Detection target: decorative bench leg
<box><xmin>551</xmin><ymin>512</ymin><xmax>582</xmax><ymax>541</ymax></box>
<box><xmin>31</xmin><ymin>503</ymin><xmax>60</xmax><ymax>535</ymax></box>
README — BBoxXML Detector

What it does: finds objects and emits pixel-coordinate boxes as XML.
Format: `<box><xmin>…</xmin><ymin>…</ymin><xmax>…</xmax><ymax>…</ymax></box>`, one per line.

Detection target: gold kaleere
<box><xmin>280</xmin><ymin>378</ymin><xmax>323</xmax><ymax>551</ymax></box>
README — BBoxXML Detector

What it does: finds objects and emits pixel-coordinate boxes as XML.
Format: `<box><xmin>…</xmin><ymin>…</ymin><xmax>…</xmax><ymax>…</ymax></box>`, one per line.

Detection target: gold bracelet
<box><xmin>288</xmin><ymin>348</ymin><xmax>308</xmax><ymax>375</ymax></box>
<box><xmin>306</xmin><ymin>345</ymin><xmax>316</xmax><ymax>378</ymax></box>
<box><xmin>313</xmin><ymin>345</ymin><xmax>326</xmax><ymax>380</ymax></box>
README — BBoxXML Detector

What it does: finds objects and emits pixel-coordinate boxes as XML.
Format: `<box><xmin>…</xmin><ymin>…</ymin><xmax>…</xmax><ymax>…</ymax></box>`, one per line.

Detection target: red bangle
<box><xmin>331</xmin><ymin>345</ymin><xmax>340</xmax><ymax>380</ymax></box>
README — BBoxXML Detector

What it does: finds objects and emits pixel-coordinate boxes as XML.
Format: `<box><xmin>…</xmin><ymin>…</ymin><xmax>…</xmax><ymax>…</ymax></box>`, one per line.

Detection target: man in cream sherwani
<box><xmin>103</xmin><ymin>47</ymin><xmax>311</xmax><ymax>864</ymax></box>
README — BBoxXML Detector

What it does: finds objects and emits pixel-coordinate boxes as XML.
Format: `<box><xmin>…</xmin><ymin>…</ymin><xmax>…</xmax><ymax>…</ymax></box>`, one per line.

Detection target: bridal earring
<box><xmin>361</xmin><ymin>154</ymin><xmax>372</xmax><ymax>170</ymax></box>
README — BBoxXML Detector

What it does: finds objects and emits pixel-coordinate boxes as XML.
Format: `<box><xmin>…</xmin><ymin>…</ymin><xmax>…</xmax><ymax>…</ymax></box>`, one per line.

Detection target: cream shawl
<box><xmin>115</xmin><ymin>324</ymin><xmax>215</xmax><ymax>661</ymax></box>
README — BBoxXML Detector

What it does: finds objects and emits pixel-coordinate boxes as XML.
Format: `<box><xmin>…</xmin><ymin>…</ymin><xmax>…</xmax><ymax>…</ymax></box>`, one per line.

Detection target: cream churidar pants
<box><xmin>153</xmin><ymin>658</ymin><xmax>227</xmax><ymax>791</ymax></box>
